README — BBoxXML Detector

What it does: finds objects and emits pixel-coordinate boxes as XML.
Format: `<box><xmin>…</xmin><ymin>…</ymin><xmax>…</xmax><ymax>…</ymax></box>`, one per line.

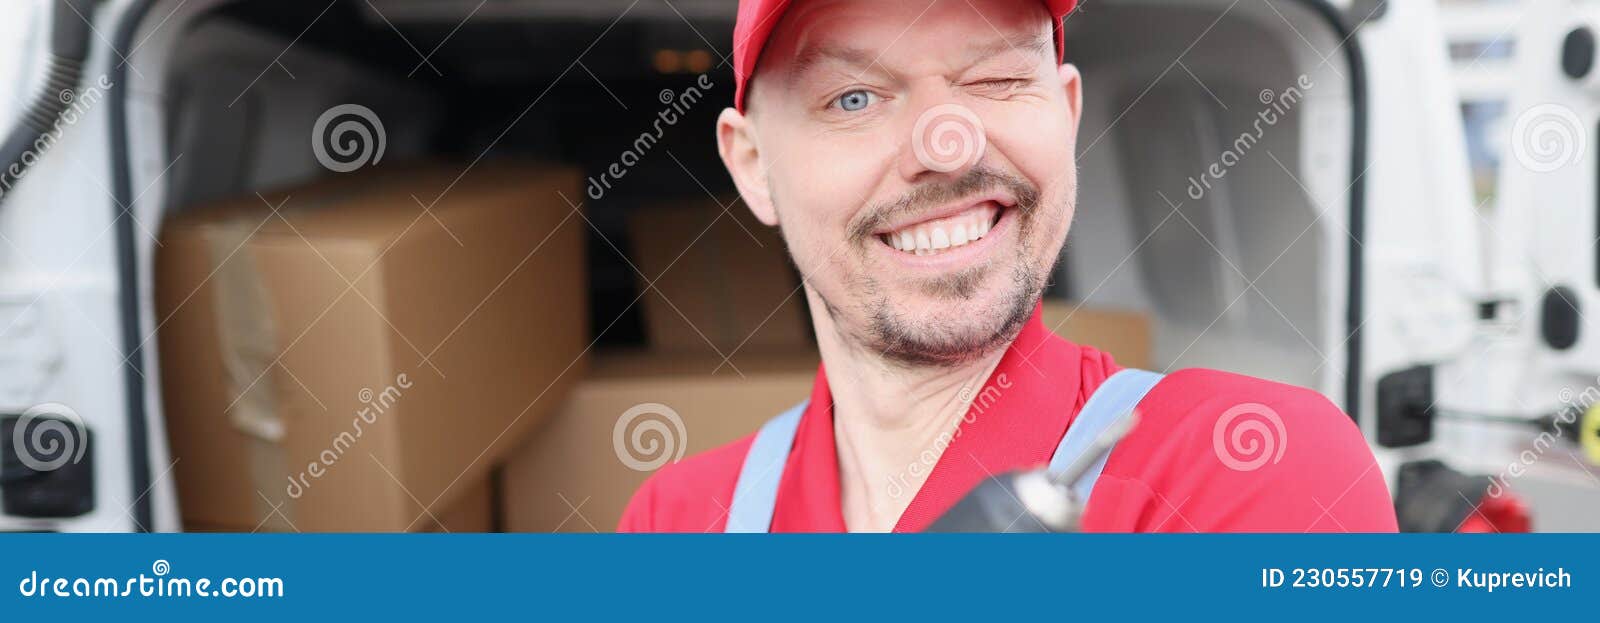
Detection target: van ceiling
<box><xmin>210</xmin><ymin>0</ymin><xmax>733</xmax><ymax>84</ymax></box>
<box><xmin>361</xmin><ymin>0</ymin><xmax>736</xmax><ymax>22</ymax></box>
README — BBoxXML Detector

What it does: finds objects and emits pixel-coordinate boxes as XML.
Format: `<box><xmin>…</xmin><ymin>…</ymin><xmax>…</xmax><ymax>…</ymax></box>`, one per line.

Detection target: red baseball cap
<box><xmin>732</xmin><ymin>0</ymin><xmax>1078</xmax><ymax>111</ymax></box>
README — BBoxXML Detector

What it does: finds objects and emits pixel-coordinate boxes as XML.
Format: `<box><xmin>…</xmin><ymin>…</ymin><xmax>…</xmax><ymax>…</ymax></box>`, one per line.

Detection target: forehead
<box><xmin>762</xmin><ymin>0</ymin><xmax>1053</xmax><ymax>76</ymax></box>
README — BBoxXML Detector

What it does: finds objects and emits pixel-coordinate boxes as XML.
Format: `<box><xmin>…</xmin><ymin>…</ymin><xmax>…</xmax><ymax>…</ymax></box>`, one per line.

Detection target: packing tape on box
<box><xmin>204</xmin><ymin>216</ymin><xmax>286</xmax><ymax>443</ymax></box>
<box><xmin>203</xmin><ymin>215</ymin><xmax>296</xmax><ymax>527</ymax></box>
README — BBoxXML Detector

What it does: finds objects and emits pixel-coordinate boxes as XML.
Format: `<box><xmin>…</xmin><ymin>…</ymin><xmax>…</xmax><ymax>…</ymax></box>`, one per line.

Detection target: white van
<box><xmin>0</xmin><ymin>0</ymin><xmax>1594</xmax><ymax>532</ymax></box>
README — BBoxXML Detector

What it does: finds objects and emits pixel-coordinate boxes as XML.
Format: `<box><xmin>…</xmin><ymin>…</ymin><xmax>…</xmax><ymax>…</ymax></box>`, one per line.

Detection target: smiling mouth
<box><xmin>877</xmin><ymin>202</ymin><xmax>1004</xmax><ymax>256</ymax></box>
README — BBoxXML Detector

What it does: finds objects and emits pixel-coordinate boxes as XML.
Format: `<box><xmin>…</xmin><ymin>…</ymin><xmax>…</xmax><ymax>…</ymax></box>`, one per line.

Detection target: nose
<box><xmin>896</xmin><ymin>91</ymin><xmax>988</xmax><ymax>183</ymax></box>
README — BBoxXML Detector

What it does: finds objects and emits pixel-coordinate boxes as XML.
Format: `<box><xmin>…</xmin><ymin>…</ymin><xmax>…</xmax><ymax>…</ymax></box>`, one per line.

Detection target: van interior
<box><xmin>99</xmin><ymin>0</ymin><xmax>1455</xmax><ymax>533</ymax></box>
<box><xmin>148</xmin><ymin>0</ymin><xmax>1357</xmax><ymax>390</ymax></box>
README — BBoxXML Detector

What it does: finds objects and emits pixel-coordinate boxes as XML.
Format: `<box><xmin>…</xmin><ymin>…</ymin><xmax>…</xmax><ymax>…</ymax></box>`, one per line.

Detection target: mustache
<box><xmin>847</xmin><ymin>166</ymin><xmax>1040</xmax><ymax>243</ymax></box>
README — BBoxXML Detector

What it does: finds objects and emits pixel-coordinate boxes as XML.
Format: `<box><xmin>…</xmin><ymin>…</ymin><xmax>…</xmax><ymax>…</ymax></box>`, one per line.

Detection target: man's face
<box><xmin>722</xmin><ymin>0</ymin><xmax>1083</xmax><ymax>367</ymax></box>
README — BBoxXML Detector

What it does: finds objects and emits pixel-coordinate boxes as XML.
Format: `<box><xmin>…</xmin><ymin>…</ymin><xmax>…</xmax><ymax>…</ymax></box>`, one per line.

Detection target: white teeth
<box><xmin>881</xmin><ymin>204</ymin><xmax>1000</xmax><ymax>256</ymax></box>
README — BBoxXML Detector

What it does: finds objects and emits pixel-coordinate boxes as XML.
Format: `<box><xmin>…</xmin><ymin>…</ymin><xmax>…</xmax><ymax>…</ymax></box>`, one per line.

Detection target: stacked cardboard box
<box><xmin>156</xmin><ymin>161</ymin><xmax>586</xmax><ymax>532</ymax></box>
<box><xmin>1040</xmin><ymin>300</ymin><xmax>1153</xmax><ymax>370</ymax></box>
<box><xmin>500</xmin><ymin>350</ymin><xmax>818</xmax><ymax>532</ymax></box>
<box><xmin>501</xmin><ymin>199</ymin><xmax>816</xmax><ymax>532</ymax></box>
<box><xmin>626</xmin><ymin>197</ymin><xmax>810</xmax><ymax>355</ymax></box>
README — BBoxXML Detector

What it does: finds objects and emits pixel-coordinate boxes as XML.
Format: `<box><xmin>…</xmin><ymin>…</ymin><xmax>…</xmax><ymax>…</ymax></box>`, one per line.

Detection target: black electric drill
<box><xmin>925</xmin><ymin>411</ymin><xmax>1139</xmax><ymax>532</ymax></box>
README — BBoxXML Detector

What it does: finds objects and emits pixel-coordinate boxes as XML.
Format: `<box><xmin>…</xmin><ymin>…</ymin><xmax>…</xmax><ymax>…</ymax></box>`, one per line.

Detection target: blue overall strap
<box><xmin>1047</xmin><ymin>368</ymin><xmax>1164</xmax><ymax>502</ymax></box>
<box><xmin>725</xmin><ymin>400</ymin><xmax>808</xmax><ymax>533</ymax></box>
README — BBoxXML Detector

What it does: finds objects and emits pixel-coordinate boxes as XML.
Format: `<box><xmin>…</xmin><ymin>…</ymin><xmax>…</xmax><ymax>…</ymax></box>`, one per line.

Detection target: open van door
<box><xmin>1061</xmin><ymin>0</ymin><xmax>1485</xmax><ymax>495</ymax></box>
<box><xmin>1475</xmin><ymin>0</ymin><xmax>1600</xmax><ymax>530</ymax></box>
<box><xmin>1342</xmin><ymin>0</ymin><xmax>1488</xmax><ymax>456</ymax></box>
<box><xmin>1494</xmin><ymin>0</ymin><xmax>1600</xmax><ymax>400</ymax></box>
<box><xmin>0</xmin><ymin>0</ymin><xmax>176</xmax><ymax>532</ymax></box>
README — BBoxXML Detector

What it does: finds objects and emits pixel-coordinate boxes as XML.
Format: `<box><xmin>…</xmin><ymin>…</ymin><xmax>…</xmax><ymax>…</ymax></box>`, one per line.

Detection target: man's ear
<box><xmin>1057</xmin><ymin>63</ymin><xmax>1083</xmax><ymax>135</ymax></box>
<box><xmin>716</xmin><ymin>107</ymin><xmax>779</xmax><ymax>226</ymax></box>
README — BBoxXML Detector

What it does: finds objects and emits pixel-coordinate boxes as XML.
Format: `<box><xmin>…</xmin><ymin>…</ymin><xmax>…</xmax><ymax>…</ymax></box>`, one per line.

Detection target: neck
<box><xmin>810</xmin><ymin>294</ymin><xmax>1008</xmax><ymax>532</ymax></box>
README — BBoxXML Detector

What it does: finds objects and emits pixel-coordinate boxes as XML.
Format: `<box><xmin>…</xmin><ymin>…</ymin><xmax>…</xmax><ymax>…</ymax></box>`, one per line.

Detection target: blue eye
<box><xmin>835</xmin><ymin>90</ymin><xmax>873</xmax><ymax>112</ymax></box>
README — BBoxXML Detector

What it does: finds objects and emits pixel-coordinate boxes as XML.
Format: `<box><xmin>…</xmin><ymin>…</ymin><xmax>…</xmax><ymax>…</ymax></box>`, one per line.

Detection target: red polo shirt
<box><xmin>618</xmin><ymin>306</ymin><xmax>1398</xmax><ymax>532</ymax></box>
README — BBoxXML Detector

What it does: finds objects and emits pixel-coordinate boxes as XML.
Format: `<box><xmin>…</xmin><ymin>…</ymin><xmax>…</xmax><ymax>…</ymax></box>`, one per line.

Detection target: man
<box><xmin>619</xmin><ymin>0</ymin><xmax>1397</xmax><ymax>532</ymax></box>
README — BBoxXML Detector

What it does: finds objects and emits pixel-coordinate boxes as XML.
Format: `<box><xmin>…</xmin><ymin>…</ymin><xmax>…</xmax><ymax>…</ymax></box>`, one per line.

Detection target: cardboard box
<box><xmin>420</xmin><ymin>477</ymin><xmax>496</xmax><ymax>533</ymax></box>
<box><xmin>1040</xmin><ymin>300</ymin><xmax>1153</xmax><ymax>370</ymax></box>
<box><xmin>627</xmin><ymin>199</ymin><xmax>810</xmax><ymax>354</ymax></box>
<box><xmin>156</xmin><ymin>161</ymin><xmax>587</xmax><ymax>532</ymax></box>
<box><xmin>183</xmin><ymin>476</ymin><xmax>495</xmax><ymax>533</ymax></box>
<box><xmin>501</xmin><ymin>349</ymin><xmax>818</xmax><ymax>532</ymax></box>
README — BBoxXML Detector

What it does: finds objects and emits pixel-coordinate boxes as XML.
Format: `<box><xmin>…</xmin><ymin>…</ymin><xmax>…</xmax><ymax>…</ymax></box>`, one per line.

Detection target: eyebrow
<box><xmin>786</xmin><ymin>43</ymin><xmax>880</xmax><ymax>83</ymax></box>
<box><xmin>784</xmin><ymin>33</ymin><xmax>1051</xmax><ymax>84</ymax></box>
<box><xmin>967</xmin><ymin>34</ymin><xmax>1051</xmax><ymax>65</ymax></box>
